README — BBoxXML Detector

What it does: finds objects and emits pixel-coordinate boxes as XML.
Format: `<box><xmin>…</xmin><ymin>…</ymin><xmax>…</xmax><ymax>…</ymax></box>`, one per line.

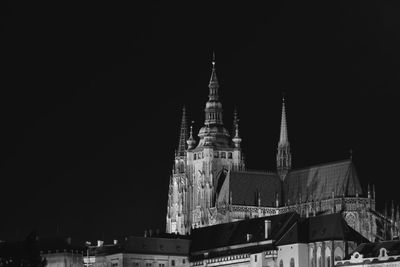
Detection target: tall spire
<box><xmin>277</xmin><ymin>97</ymin><xmax>292</xmax><ymax>180</ymax></box>
<box><xmin>208</xmin><ymin>51</ymin><xmax>219</xmax><ymax>101</ymax></box>
<box><xmin>177</xmin><ymin>106</ymin><xmax>188</xmax><ymax>157</ymax></box>
<box><xmin>204</xmin><ymin>52</ymin><xmax>223</xmax><ymax>126</ymax></box>
<box><xmin>278</xmin><ymin>97</ymin><xmax>289</xmax><ymax>146</ymax></box>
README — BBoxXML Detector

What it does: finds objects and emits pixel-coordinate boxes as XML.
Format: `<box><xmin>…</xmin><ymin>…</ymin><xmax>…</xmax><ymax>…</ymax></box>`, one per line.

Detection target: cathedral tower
<box><xmin>166</xmin><ymin>55</ymin><xmax>244</xmax><ymax>234</ymax></box>
<box><xmin>277</xmin><ymin>97</ymin><xmax>291</xmax><ymax>180</ymax></box>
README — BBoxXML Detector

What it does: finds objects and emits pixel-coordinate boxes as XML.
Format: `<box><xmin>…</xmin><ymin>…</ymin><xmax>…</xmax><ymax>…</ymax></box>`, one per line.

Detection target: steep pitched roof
<box><xmin>276</xmin><ymin>213</ymin><xmax>369</xmax><ymax>246</ymax></box>
<box><xmin>283</xmin><ymin>160</ymin><xmax>363</xmax><ymax>204</ymax></box>
<box><xmin>217</xmin><ymin>170</ymin><xmax>281</xmax><ymax>207</ymax></box>
<box><xmin>190</xmin><ymin>212</ymin><xmax>299</xmax><ymax>261</ymax></box>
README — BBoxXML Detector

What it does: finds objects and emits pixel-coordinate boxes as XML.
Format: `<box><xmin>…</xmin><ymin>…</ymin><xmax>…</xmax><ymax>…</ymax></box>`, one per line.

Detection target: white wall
<box><xmin>277</xmin><ymin>244</ymin><xmax>309</xmax><ymax>267</ymax></box>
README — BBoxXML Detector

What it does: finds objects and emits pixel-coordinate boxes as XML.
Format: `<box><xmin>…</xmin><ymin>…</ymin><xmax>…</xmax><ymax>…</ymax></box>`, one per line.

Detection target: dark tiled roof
<box><xmin>92</xmin><ymin>237</ymin><xmax>190</xmax><ymax>256</ymax></box>
<box><xmin>276</xmin><ymin>213</ymin><xmax>369</xmax><ymax>246</ymax></box>
<box><xmin>283</xmin><ymin>160</ymin><xmax>362</xmax><ymax>203</ymax></box>
<box><xmin>217</xmin><ymin>171</ymin><xmax>281</xmax><ymax>206</ymax></box>
<box><xmin>217</xmin><ymin>160</ymin><xmax>363</xmax><ymax>208</ymax></box>
<box><xmin>123</xmin><ymin>236</ymin><xmax>190</xmax><ymax>256</ymax></box>
<box><xmin>190</xmin><ymin>212</ymin><xmax>299</xmax><ymax>260</ymax></box>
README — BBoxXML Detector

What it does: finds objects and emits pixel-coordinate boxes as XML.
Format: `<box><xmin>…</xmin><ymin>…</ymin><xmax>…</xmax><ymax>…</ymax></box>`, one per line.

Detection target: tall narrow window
<box><xmin>280</xmin><ymin>260</ymin><xmax>283</xmax><ymax>267</ymax></box>
<box><xmin>290</xmin><ymin>258</ymin><xmax>295</xmax><ymax>267</ymax></box>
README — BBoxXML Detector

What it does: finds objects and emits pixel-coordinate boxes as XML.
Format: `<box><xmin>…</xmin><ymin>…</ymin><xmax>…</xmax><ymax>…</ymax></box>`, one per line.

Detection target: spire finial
<box><xmin>212</xmin><ymin>51</ymin><xmax>216</xmax><ymax>67</ymax></box>
<box><xmin>232</xmin><ymin>108</ymin><xmax>242</xmax><ymax>148</ymax></box>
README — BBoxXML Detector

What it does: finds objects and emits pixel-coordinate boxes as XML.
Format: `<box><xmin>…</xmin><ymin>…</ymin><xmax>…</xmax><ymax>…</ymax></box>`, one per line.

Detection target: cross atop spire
<box><xmin>177</xmin><ymin>106</ymin><xmax>188</xmax><ymax>157</ymax></box>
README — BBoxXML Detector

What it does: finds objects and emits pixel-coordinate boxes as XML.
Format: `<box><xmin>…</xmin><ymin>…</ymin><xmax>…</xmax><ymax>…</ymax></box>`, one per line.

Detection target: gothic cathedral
<box><xmin>166</xmin><ymin>56</ymin><xmax>399</xmax><ymax>242</ymax></box>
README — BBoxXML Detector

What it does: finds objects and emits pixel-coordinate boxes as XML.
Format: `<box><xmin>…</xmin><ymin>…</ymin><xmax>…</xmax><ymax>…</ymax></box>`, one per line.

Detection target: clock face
<box><xmin>345</xmin><ymin>212</ymin><xmax>356</xmax><ymax>228</ymax></box>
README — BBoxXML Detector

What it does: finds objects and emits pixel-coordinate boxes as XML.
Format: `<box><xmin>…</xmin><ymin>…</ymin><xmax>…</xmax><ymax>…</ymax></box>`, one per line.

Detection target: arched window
<box><xmin>290</xmin><ymin>258</ymin><xmax>295</xmax><ymax>267</ymax></box>
<box><xmin>194</xmin><ymin>154</ymin><xmax>197</xmax><ymax>160</ymax></box>
<box><xmin>325</xmin><ymin>246</ymin><xmax>331</xmax><ymax>267</ymax></box>
<box><xmin>221</xmin><ymin>152</ymin><xmax>226</xmax><ymax>158</ymax></box>
<box><xmin>280</xmin><ymin>260</ymin><xmax>283</xmax><ymax>267</ymax></box>
<box><xmin>317</xmin><ymin>247</ymin><xmax>322</xmax><ymax>267</ymax></box>
<box><xmin>334</xmin><ymin>247</ymin><xmax>343</xmax><ymax>262</ymax></box>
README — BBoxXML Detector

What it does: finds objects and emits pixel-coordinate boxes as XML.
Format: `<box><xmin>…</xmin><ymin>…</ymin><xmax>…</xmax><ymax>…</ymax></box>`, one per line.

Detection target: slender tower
<box><xmin>277</xmin><ymin>97</ymin><xmax>291</xmax><ymax>180</ymax></box>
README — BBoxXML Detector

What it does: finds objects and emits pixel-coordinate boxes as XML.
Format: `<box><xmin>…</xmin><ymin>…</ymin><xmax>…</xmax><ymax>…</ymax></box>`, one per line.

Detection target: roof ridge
<box><xmin>290</xmin><ymin>159</ymin><xmax>352</xmax><ymax>173</ymax></box>
<box><xmin>232</xmin><ymin>169</ymin><xmax>277</xmax><ymax>175</ymax></box>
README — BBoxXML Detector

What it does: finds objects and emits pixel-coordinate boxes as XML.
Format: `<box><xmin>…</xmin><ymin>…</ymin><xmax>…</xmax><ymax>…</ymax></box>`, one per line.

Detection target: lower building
<box><xmin>87</xmin><ymin>236</ymin><xmax>190</xmax><ymax>267</ymax></box>
<box><xmin>189</xmin><ymin>212</ymin><xmax>368</xmax><ymax>267</ymax></box>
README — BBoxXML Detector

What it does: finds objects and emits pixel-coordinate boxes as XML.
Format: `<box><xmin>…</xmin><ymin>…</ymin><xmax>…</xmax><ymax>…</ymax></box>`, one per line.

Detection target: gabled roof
<box><xmin>276</xmin><ymin>213</ymin><xmax>369</xmax><ymax>246</ymax></box>
<box><xmin>283</xmin><ymin>160</ymin><xmax>362</xmax><ymax>204</ymax></box>
<box><xmin>190</xmin><ymin>212</ymin><xmax>299</xmax><ymax>261</ymax></box>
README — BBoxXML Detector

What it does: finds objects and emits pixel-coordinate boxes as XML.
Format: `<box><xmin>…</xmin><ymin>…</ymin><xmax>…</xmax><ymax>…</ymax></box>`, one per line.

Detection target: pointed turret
<box><xmin>177</xmin><ymin>106</ymin><xmax>188</xmax><ymax>157</ymax></box>
<box><xmin>276</xmin><ymin>97</ymin><xmax>292</xmax><ymax>180</ymax></box>
<box><xmin>187</xmin><ymin>122</ymin><xmax>196</xmax><ymax>149</ymax></box>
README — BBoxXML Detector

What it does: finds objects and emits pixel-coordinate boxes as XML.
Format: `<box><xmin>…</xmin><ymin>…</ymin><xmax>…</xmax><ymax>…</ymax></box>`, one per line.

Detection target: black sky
<box><xmin>1</xmin><ymin>1</ymin><xmax>400</xmax><ymax>243</ymax></box>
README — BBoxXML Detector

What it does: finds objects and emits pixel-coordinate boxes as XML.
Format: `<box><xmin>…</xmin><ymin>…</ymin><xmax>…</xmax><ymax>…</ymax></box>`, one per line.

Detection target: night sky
<box><xmin>2</xmin><ymin>1</ymin><xmax>400</xmax><ymax>243</ymax></box>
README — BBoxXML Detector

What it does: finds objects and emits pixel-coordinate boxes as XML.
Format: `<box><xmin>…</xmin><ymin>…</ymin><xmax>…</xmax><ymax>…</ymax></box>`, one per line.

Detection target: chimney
<box><xmin>97</xmin><ymin>240</ymin><xmax>104</xmax><ymax>247</ymax></box>
<box><xmin>265</xmin><ymin>220</ymin><xmax>271</xmax><ymax>239</ymax></box>
<box><xmin>246</xmin><ymin>234</ymin><xmax>252</xmax><ymax>242</ymax></box>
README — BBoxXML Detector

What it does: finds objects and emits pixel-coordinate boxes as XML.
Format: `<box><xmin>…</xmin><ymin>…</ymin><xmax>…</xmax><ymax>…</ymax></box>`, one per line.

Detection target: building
<box><xmin>166</xmin><ymin>56</ymin><xmax>399</xmax><ymax>241</ymax></box>
<box><xmin>190</xmin><ymin>212</ymin><xmax>368</xmax><ymax>267</ymax></box>
<box><xmin>39</xmin><ymin>237</ymin><xmax>84</xmax><ymax>267</ymax></box>
<box><xmin>0</xmin><ymin>235</ymin><xmax>83</xmax><ymax>267</ymax></box>
<box><xmin>87</xmin><ymin>236</ymin><xmax>190</xmax><ymax>267</ymax></box>
<box><xmin>335</xmin><ymin>240</ymin><xmax>400</xmax><ymax>267</ymax></box>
